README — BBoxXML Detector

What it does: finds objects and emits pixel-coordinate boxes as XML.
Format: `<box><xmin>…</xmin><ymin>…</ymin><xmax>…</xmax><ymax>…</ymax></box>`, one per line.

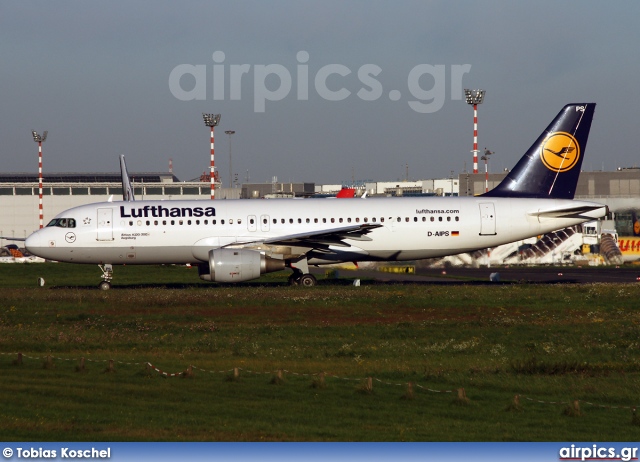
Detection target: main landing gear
<box><xmin>288</xmin><ymin>270</ymin><xmax>317</xmax><ymax>287</ymax></box>
<box><xmin>287</xmin><ymin>257</ymin><xmax>317</xmax><ymax>286</ymax></box>
<box><xmin>98</xmin><ymin>264</ymin><xmax>113</xmax><ymax>290</ymax></box>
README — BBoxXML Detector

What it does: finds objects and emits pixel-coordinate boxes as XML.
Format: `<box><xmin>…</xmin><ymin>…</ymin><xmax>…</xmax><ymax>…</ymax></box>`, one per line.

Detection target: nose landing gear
<box><xmin>98</xmin><ymin>264</ymin><xmax>113</xmax><ymax>290</ymax></box>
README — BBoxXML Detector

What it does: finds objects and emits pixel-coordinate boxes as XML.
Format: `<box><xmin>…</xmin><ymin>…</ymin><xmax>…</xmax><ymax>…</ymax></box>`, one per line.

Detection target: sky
<box><xmin>1</xmin><ymin>1</ymin><xmax>639</xmax><ymax>185</ymax></box>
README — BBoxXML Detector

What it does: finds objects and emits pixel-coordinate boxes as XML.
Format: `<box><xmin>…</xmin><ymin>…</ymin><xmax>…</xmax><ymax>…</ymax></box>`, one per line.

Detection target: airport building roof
<box><xmin>0</xmin><ymin>172</ymin><xmax>180</xmax><ymax>183</ymax></box>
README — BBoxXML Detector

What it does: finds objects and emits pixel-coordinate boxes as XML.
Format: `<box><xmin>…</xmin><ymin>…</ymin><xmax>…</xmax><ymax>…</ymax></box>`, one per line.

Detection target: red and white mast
<box><xmin>464</xmin><ymin>89</ymin><xmax>485</xmax><ymax>174</ymax></box>
<box><xmin>31</xmin><ymin>130</ymin><xmax>48</xmax><ymax>229</ymax></box>
<box><xmin>202</xmin><ymin>113</ymin><xmax>221</xmax><ymax>200</ymax></box>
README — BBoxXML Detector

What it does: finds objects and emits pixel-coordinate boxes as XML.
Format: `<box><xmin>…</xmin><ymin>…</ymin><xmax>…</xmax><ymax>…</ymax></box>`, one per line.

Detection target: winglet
<box><xmin>120</xmin><ymin>155</ymin><xmax>136</xmax><ymax>201</ymax></box>
<box><xmin>484</xmin><ymin>104</ymin><xmax>595</xmax><ymax>199</ymax></box>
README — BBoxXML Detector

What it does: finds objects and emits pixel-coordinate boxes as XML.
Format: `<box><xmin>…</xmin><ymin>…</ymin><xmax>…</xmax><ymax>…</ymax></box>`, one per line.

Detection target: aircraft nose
<box><xmin>25</xmin><ymin>231</ymin><xmax>43</xmax><ymax>255</ymax></box>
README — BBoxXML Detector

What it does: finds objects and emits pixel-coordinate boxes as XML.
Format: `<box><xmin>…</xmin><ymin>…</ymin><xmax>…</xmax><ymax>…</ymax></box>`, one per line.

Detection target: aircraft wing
<box><xmin>0</xmin><ymin>236</ymin><xmax>26</xmax><ymax>241</ymax></box>
<box><xmin>192</xmin><ymin>223</ymin><xmax>383</xmax><ymax>261</ymax></box>
<box><xmin>261</xmin><ymin>223</ymin><xmax>383</xmax><ymax>248</ymax></box>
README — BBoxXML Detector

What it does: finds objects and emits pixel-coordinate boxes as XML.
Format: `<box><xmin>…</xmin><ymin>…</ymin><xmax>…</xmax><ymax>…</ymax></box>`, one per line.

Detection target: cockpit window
<box><xmin>46</xmin><ymin>218</ymin><xmax>76</xmax><ymax>228</ymax></box>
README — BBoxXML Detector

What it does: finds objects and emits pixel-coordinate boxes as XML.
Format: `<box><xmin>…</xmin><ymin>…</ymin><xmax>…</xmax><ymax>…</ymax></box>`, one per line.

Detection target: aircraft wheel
<box><xmin>299</xmin><ymin>274</ymin><xmax>317</xmax><ymax>287</ymax></box>
<box><xmin>98</xmin><ymin>281</ymin><xmax>112</xmax><ymax>291</ymax></box>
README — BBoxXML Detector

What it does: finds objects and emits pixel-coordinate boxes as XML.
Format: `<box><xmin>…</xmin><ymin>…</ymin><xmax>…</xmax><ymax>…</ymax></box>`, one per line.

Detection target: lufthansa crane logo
<box><xmin>540</xmin><ymin>132</ymin><xmax>580</xmax><ymax>173</ymax></box>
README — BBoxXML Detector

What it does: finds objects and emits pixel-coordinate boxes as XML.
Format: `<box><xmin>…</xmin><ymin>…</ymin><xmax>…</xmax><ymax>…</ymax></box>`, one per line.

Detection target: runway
<box><xmin>335</xmin><ymin>265</ymin><xmax>640</xmax><ymax>284</ymax></box>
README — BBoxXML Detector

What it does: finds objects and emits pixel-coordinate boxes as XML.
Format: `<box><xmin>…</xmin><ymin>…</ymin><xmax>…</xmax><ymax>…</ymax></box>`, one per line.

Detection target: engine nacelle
<box><xmin>198</xmin><ymin>248</ymin><xmax>285</xmax><ymax>283</ymax></box>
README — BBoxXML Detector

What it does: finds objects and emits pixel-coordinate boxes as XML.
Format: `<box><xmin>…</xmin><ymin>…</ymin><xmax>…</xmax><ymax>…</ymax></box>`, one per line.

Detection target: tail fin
<box><xmin>483</xmin><ymin>103</ymin><xmax>595</xmax><ymax>199</ymax></box>
<box><xmin>119</xmin><ymin>155</ymin><xmax>136</xmax><ymax>201</ymax></box>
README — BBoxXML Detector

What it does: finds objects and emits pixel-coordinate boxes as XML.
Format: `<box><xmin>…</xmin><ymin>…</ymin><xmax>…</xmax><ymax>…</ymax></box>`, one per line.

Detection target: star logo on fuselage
<box><xmin>83</xmin><ymin>217</ymin><xmax>91</xmax><ymax>225</ymax></box>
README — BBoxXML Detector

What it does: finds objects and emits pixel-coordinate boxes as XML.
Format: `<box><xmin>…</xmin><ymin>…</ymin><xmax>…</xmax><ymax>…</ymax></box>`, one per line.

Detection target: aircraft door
<box><xmin>260</xmin><ymin>215</ymin><xmax>270</xmax><ymax>232</ymax></box>
<box><xmin>97</xmin><ymin>208</ymin><xmax>114</xmax><ymax>241</ymax></box>
<box><xmin>248</xmin><ymin>215</ymin><xmax>257</xmax><ymax>232</ymax></box>
<box><xmin>479</xmin><ymin>203</ymin><xmax>496</xmax><ymax>236</ymax></box>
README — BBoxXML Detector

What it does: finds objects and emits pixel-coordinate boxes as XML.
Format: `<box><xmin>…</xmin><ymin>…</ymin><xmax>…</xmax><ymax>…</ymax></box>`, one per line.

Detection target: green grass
<box><xmin>0</xmin><ymin>263</ymin><xmax>639</xmax><ymax>441</ymax></box>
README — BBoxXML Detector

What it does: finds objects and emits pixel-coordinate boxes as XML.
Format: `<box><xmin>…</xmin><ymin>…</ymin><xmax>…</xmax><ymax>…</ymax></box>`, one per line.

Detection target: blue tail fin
<box><xmin>483</xmin><ymin>103</ymin><xmax>595</xmax><ymax>199</ymax></box>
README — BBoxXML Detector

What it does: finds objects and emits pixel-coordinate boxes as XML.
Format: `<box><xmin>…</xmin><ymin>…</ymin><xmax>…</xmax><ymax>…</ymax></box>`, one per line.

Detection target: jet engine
<box><xmin>198</xmin><ymin>248</ymin><xmax>285</xmax><ymax>283</ymax></box>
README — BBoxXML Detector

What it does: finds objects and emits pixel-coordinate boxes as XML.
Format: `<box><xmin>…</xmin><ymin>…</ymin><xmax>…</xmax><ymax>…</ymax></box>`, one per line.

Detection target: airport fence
<box><xmin>2</xmin><ymin>351</ymin><xmax>639</xmax><ymax>419</ymax></box>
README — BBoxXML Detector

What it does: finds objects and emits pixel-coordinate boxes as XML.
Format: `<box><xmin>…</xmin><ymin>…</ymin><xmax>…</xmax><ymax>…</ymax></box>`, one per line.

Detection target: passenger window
<box><xmin>447</xmin><ymin>217</ymin><xmax>451</xmax><ymax>222</ymax></box>
<box><xmin>430</xmin><ymin>217</ymin><xmax>434</xmax><ymax>222</ymax></box>
<box><xmin>339</xmin><ymin>218</ymin><xmax>343</xmax><ymax>223</ymax></box>
<box><xmin>347</xmin><ymin>218</ymin><xmax>351</xmax><ymax>223</ymax></box>
<box><xmin>455</xmin><ymin>216</ymin><xmax>459</xmax><ymax>222</ymax></box>
<box><xmin>438</xmin><ymin>217</ymin><xmax>442</xmax><ymax>222</ymax></box>
<box><xmin>331</xmin><ymin>218</ymin><xmax>335</xmax><ymax>223</ymax></box>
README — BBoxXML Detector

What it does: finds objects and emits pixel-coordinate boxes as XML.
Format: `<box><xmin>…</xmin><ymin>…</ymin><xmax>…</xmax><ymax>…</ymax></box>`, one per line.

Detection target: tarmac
<box><xmin>323</xmin><ymin>265</ymin><xmax>640</xmax><ymax>285</ymax></box>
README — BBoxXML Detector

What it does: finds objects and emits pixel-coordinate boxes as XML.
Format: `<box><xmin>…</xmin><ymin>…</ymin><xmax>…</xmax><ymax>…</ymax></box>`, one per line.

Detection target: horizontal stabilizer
<box><xmin>529</xmin><ymin>204</ymin><xmax>607</xmax><ymax>219</ymax></box>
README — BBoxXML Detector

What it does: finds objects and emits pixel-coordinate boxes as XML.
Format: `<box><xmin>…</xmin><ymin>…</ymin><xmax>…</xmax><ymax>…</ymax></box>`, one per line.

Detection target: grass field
<box><xmin>1</xmin><ymin>263</ymin><xmax>639</xmax><ymax>441</ymax></box>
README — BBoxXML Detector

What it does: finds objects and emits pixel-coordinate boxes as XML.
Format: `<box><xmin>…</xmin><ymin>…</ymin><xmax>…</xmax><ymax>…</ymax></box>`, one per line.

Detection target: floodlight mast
<box><xmin>202</xmin><ymin>114</ymin><xmax>221</xmax><ymax>200</ymax></box>
<box><xmin>464</xmin><ymin>89</ymin><xmax>485</xmax><ymax>174</ymax></box>
<box><xmin>225</xmin><ymin>130</ymin><xmax>235</xmax><ymax>188</ymax></box>
<box><xmin>31</xmin><ymin>130</ymin><xmax>48</xmax><ymax>229</ymax></box>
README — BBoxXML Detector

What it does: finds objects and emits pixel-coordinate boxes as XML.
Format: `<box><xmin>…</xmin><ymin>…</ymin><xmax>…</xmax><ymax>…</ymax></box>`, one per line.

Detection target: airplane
<box><xmin>25</xmin><ymin>103</ymin><xmax>607</xmax><ymax>290</ymax></box>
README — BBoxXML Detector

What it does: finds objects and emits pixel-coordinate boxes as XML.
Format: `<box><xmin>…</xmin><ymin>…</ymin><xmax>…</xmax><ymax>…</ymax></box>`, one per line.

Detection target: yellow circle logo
<box><xmin>540</xmin><ymin>132</ymin><xmax>580</xmax><ymax>173</ymax></box>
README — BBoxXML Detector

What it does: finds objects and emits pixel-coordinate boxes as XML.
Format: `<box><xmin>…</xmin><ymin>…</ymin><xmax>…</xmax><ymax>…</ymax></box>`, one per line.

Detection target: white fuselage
<box><xmin>25</xmin><ymin>196</ymin><xmax>606</xmax><ymax>266</ymax></box>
